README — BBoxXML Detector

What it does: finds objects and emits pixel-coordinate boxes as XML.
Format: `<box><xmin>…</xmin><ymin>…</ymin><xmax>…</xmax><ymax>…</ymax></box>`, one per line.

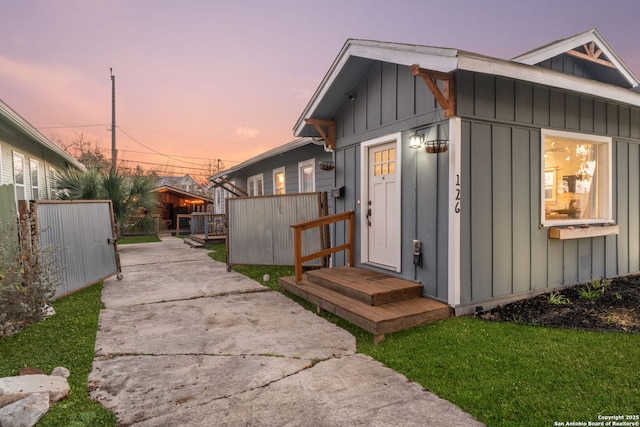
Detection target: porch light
<box><xmin>408</xmin><ymin>125</ymin><xmax>449</xmax><ymax>154</ymax></box>
<box><xmin>409</xmin><ymin>133</ymin><xmax>423</xmax><ymax>149</ymax></box>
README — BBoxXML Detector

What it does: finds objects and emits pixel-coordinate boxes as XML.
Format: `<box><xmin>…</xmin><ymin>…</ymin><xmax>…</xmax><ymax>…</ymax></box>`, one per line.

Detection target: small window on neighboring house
<box><xmin>13</xmin><ymin>152</ymin><xmax>25</xmax><ymax>200</ymax></box>
<box><xmin>30</xmin><ymin>159</ymin><xmax>40</xmax><ymax>200</ymax></box>
<box><xmin>214</xmin><ymin>186</ymin><xmax>229</xmax><ymax>214</ymax></box>
<box><xmin>49</xmin><ymin>167</ymin><xmax>59</xmax><ymax>199</ymax></box>
<box><xmin>542</xmin><ymin>129</ymin><xmax>612</xmax><ymax>226</ymax></box>
<box><xmin>298</xmin><ymin>159</ymin><xmax>315</xmax><ymax>193</ymax></box>
<box><xmin>273</xmin><ymin>167</ymin><xmax>285</xmax><ymax>194</ymax></box>
<box><xmin>247</xmin><ymin>174</ymin><xmax>264</xmax><ymax>196</ymax></box>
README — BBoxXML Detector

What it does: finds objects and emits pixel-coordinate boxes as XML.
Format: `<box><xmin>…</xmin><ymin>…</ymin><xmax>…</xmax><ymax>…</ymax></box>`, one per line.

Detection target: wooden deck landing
<box><xmin>189</xmin><ymin>234</ymin><xmax>226</xmax><ymax>244</ymax></box>
<box><xmin>280</xmin><ymin>266</ymin><xmax>451</xmax><ymax>344</ymax></box>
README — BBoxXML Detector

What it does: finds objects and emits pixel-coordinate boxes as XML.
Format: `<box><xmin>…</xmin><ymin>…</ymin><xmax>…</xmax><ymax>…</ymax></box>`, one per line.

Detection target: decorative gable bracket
<box><xmin>304</xmin><ymin>118</ymin><xmax>336</xmax><ymax>151</ymax></box>
<box><xmin>410</xmin><ymin>64</ymin><xmax>455</xmax><ymax>117</ymax></box>
<box><xmin>567</xmin><ymin>42</ymin><xmax>616</xmax><ymax>69</ymax></box>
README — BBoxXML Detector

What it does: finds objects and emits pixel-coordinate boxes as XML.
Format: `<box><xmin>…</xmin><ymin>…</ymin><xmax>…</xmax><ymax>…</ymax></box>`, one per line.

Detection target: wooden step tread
<box><xmin>280</xmin><ymin>276</ymin><xmax>450</xmax><ymax>336</ymax></box>
<box><xmin>305</xmin><ymin>266</ymin><xmax>422</xmax><ymax>305</ymax></box>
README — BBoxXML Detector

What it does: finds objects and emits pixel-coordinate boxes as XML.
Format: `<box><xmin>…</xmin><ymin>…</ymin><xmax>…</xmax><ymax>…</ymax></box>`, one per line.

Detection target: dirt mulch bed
<box><xmin>481</xmin><ymin>275</ymin><xmax>640</xmax><ymax>332</ymax></box>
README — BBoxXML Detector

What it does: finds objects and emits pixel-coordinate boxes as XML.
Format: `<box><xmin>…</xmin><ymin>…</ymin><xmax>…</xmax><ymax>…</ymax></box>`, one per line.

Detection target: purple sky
<box><xmin>2</xmin><ymin>0</ymin><xmax>639</xmax><ymax>180</ymax></box>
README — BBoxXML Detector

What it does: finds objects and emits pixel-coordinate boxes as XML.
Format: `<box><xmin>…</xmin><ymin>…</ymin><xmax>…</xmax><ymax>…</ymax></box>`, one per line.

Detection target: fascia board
<box><xmin>458</xmin><ymin>52</ymin><xmax>640</xmax><ymax>108</ymax></box>
<box><xmin>208</xmin><ymin>138</ymin><xmax>317</xmax><ymax>181</ymax></box>
<box><xmin>512</xmin><ymin>29</ymin><xmax>639</xmax><ymax>88</ymax></box>
<box><xmin>0</xmin><ymin>100</ymin><xmax>85</xmax><ymax>171</ymax></box>
<box><xmin>293</xmin><ymin>40</ymin><xmax>458</xmax><ymax>136</ymax></box>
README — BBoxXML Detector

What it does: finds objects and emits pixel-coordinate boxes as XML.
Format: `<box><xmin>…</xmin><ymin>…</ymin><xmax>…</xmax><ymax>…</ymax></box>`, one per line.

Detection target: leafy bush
<box><xmin>0</xmin><ymin>213</ymin><xmax>62</xmax><ymax>336</ymax></box>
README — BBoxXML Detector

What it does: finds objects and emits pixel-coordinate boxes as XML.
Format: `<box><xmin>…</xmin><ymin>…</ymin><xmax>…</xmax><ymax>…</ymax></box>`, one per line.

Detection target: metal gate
<box><xmin>34</xmin><ymin>200</ymin><xmax>121</xmax><ymax>298</ymax></box>
<box><xmin>226</xmin><ymin>193</ymin><xmax>328</xmax><ymax>267</ymax></box>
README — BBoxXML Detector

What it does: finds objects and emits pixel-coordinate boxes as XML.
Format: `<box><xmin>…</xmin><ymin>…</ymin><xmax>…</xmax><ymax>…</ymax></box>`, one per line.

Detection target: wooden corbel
<box><xmin>410</xmin><ymin>64</ymin><xmax>455</xmax><ymax>117</ymax></box>
<box><xmin>304</xmin><ymin>118</ymin><xmax>336</xmax><ymax>151</ymax></box>
<box><xmin>566</xmin><ymin>42</ymin><xmax>616</xmax><ymax>69</ymax></box>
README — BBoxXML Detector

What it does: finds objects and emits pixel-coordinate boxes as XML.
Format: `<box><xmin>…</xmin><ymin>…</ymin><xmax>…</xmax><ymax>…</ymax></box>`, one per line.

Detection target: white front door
<box><xmin>361</xmin><ymin>134</ymin><xmax>401</xmax><ymax>271</ymax></box>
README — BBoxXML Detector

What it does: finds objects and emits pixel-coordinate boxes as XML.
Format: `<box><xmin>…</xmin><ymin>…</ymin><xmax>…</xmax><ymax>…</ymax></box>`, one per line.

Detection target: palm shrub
<box><xmin>56</xmin><ymin>167</ymin><xmax>159</xmax><ymax>236</ymax></box>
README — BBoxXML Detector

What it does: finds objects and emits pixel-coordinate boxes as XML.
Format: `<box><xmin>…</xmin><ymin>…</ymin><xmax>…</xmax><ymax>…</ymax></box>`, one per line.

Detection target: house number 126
<box><xmin>455</xmin><ymin>174</ymin><xmax>461</xmax><ymax>214</ymax></box>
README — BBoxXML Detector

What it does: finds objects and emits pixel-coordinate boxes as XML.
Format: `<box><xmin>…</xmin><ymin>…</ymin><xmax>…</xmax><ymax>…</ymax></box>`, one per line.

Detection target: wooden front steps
<box><xmin>279</xmin><ymin>266</ymin><xmax>451</xmax><ymax>344</ymax></box>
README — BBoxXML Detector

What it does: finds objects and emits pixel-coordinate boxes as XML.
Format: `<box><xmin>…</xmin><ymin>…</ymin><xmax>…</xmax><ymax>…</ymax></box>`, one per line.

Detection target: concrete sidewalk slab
<box><xmin>131</xmin><ymin>354</ymin><xmax>483</xmax><ymax>427</ymax></box>
<box><xmin>90</xmin><ymin>354</ymin><xmax>310</xmax><ymax>426</ymax></box>
<box><xmin>95</xmin><ymin>292</ymin><xmax>355</xmax><ymax>360</ymax></box>
<box><xmin>90</xmin><ymin>237</ymin><xmax>484</xmax><ymax>426</ymax></box>
<box><xmin>101</xmin><ymin>259</ymin><xmax>266</xmax><ymax>307</ymax></box>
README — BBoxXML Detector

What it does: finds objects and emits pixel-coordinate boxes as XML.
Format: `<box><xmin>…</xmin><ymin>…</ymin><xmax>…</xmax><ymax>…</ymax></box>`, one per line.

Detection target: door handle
<box><xmin>366</xmin><ymin>208</ymin><xmax>371</xmax><ymax>227</ymax></box>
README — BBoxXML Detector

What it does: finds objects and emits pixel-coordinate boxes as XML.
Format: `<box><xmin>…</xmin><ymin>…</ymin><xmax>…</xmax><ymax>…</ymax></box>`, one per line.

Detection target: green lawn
<box><xmin>117</xmin><ymin>235</ymin><xmax>161</xmax><ymax>244</ymax></box>
<box><xmin>0</xmin><ymin>283</ymin><xmax>116</xmax><ymax>426</ymax></box>
<box><xmin>206</xmin><ymin>242</ymin><xmax>640</xmax><ymax>427</ymax></box>
<box><xmin>3</xmin><ymin>240</ymin><xmax>636</xmax><ymax>427</ymax></box>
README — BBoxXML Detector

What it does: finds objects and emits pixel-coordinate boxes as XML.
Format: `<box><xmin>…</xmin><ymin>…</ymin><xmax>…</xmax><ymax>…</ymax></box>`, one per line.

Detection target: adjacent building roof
<box><xmin>209</xmin><ymin>137</ymin><xmax>322</xmax><ymax>180</ymax></box>
<box><xmin>0</xmin><ymin>98</ymin><xmax>85</xmax><ymax>170</ymax></box>
<box><xmin>155</xmin><ymin>185</ymin><xmax>214</xmax><ymax>203</ymax></box>
<box><xmin>294</xmin><ymin>29</ymin><xmax>640</xmax><ymax>137</ymax></box>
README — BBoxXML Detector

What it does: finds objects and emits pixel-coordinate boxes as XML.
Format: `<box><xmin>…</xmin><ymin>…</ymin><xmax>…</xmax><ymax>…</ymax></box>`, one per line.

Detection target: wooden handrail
<box><xmin>291</xmin><ymin>210</ymin><xmax>355</xmax><ymax>283</ymax></box>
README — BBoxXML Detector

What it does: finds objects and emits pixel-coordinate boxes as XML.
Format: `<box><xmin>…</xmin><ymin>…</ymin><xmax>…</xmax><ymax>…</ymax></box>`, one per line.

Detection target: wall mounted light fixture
<box><xmin>408</xmin><ymin>125</ymin><xmax>449</xmax><ymax>153</ymax></box>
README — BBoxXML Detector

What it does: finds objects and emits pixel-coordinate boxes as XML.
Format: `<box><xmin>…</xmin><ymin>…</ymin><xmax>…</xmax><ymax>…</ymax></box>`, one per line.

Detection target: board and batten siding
<box><xmin>331</xmin><ymin>61</ymin><xmax>450</xmax><ymax>301</ymax></box>
<box><xmin>457</xmin><ymin>70</ymin><xmax>640</xmax><ymax>306</ymax></box>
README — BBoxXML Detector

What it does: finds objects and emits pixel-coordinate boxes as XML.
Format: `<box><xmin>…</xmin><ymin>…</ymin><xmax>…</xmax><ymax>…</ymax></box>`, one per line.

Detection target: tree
<box><xmin>54</xmin><ymin>132</ymin><xmax>111</xmax><ymax>171</ymax></box>
<box><xmin>56</xmin><ymin>167</ymin><xmax>159</xmax><ymax>236</ymax></box>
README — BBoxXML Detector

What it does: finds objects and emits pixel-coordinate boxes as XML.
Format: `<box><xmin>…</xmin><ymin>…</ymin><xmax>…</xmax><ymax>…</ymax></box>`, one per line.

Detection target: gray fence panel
<box><xmin>36</xmin><ymin>201</ymin><xmax>118</xmax><ymax>298</ymax></box>
<box><xmin>227</xmin><ymin>193</ymin><xmax>324</xmax><ymax>266</ymax></box>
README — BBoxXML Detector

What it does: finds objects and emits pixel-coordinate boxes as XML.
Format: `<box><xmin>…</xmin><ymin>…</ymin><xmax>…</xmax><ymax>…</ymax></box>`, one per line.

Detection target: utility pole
<box><xmin>110</xmin><ymin>68</ymin><xmax>117</xmax><ymax>171</ymax></box>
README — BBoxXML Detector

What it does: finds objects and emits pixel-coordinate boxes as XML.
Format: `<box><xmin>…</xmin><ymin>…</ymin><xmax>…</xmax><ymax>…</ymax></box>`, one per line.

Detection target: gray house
<box><xmin>294</xmin><ymin>29</ymin><xmax>640</xmax><ymax>315</ymax></box>
<box><xmin>209</xmin><ymin>137</ymin><xmax>334</xmax><ymax>213</ymax></box>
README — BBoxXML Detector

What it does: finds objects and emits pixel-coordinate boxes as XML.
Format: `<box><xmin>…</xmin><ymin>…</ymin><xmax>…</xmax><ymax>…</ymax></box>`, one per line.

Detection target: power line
<box><xmin>38</xmin><ymin>124</ymin><xmax>107</xmax><ymax>129</ymax></box>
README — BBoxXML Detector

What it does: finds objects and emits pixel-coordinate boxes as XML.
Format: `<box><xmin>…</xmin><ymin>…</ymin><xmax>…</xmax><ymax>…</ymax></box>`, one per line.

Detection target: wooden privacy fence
<box><xmin>226</xmin><ymin>192</ymin><xmax>329</xmax><ymax>268</ymax></box>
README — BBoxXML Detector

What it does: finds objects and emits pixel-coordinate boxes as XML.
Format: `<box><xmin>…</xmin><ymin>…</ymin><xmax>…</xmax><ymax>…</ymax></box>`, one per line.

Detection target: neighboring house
<box><xmin>208</xmin><ymin>137</ymin><xmax>334</xmax><ymax>214</ymax></box>
<box><xmin>293</xmin><ymin>28</ymin><xmax>640</xmax><ymax>314</ymax></box>
<box><xmin>157</xmin><ymin>174</ymin><xmax>206</xmax><ymax>195</ymax></box>
<box><xmin>0</xmin><ymin>98</ymin><xmax>85</xmax><ymax>218</ymax></box>
<box><xmin>154</xmin><ymin>177</ymin><xmax>214</xmax><ymax>230</ymax></box>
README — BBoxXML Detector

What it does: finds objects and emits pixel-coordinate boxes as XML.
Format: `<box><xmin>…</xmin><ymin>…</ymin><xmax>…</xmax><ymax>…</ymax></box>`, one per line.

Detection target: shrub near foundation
<box><xmin>0</xmin><ymin>220</ymin><xmax>61</xmax><ymax>337</ymax></box>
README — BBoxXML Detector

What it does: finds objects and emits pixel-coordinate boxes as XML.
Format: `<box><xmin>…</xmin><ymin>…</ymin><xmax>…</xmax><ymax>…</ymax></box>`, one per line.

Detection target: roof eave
<box><xmin>458</xmin><ymin>52</ymin><xmax>640</xmax><ymax>107</ymax></box>
<box><xmin>0</xmin><ymin>99</ymin><xmax>86</xmax><ymax>171</ymax></box>
<box><xmin>208</xmin><ymin>137</ymin><xmax>319</xmax><ymax>181</ymax></box>
<box><xmin>512</xmin><ymin>28</ymin><xmax>640</xmax><ymax>88</ymax></box>
<box><xmin>293</xmin><ymin>39</ymin><xmax>459</xmax><ymax>136</ymax></box>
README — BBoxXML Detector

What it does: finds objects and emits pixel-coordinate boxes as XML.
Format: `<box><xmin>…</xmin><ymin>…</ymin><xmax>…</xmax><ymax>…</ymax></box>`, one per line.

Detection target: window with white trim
<box><xmin>49</xmin><ymin>167</ymin><xmax>59</xmax><ymax>199</ymax></box>
<box><xmin>298</xmin><ymin>159</ymin><xmax>315</xmax><ymax>193</ymax></box>
<box><xmin>30</xmin><ymin>159</ymin><xmax>40</xmax><ymax>200</ymax></box>
<box><xmin>542</xmin><ymin>129</ymin><xmax>612</xmax><ymax>226</ymax></box>
<box><xmin>247</xmin><ymin>174</ymin><xmax>264</xmax><ymax>196</ymax></box>
<box><xmin>13</xmin><ymin>152</ymin><xmax>25</xmax><ymax>200</ymax></box>
<box><xmin>273</xmin><ymin>167</ymin><xmax>285</xmax><ymax>195</ymax></box>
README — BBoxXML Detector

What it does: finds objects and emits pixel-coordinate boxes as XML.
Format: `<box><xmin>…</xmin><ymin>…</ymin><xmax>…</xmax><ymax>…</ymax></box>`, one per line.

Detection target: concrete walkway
<box><xmin>89</xmin><ymin>237</ymin><xmax>484</xmax><ymax>426</ymax></box>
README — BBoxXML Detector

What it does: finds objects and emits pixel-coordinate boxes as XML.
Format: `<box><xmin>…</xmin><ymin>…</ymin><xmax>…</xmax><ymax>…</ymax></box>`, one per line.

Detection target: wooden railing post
<box><xmin>291</xmin><ymin>210</ymin><xmax>355</xmax><ymax>284</ymax></box>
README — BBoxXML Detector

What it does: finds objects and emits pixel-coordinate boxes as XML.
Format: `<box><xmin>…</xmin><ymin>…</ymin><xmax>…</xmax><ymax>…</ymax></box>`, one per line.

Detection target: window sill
<box><xmin>548</xmin><ymin>224</ymin><xmax>619</xmax><ymax>240</ymax></box>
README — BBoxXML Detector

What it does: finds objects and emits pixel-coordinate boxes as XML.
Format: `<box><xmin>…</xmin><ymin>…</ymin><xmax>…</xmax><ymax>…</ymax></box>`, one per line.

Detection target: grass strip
<box><xmin>0</xmin><ymin>283</ymin><xmax>116</xmax><ymax>426</ymax></box>
<box><xmin>117</xmin><ymin>235</ymin><xmax>161</xmax><ymax>244</ymax></box>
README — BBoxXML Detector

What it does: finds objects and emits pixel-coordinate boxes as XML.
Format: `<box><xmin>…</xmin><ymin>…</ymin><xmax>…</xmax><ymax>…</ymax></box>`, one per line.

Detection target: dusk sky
<box><xmin>2</xmin><ymin>0</ymin><xmax>639</xmax><ymax>181</ymax></box>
